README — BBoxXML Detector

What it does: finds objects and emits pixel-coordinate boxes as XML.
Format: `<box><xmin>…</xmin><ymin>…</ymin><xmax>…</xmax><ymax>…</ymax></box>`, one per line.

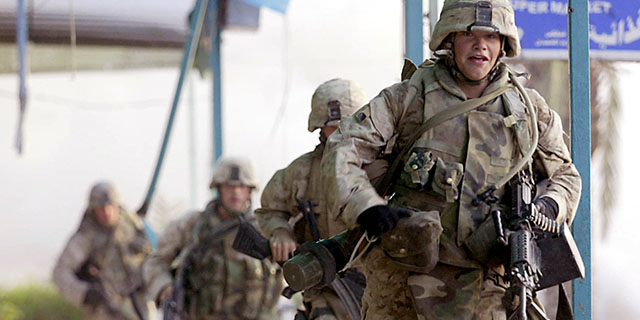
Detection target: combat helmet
<box><xmin>308</xmin><ymin>78</ymin><xmax>366</xmax><ymax>132</ymax></box>
<box><xmin>209</xmin><ymin>156</ymin><xmax>259</xmax><ymax>189</ymax></box>
<box><xmin>429</xmin><ymin>0</ymin><xmax>521</xmax><ymax>58</ymax></box>
<box><xmin>88</xmin><ymin>181</ymin><xmax>120</xmax><ymax>210</ymax></box>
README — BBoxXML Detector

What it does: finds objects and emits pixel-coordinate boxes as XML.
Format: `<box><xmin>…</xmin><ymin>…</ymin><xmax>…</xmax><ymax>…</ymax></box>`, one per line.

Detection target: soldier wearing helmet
<box><xmin>321</xmin><ymin>1</ymin><xmax>581</xmax><ymax>319</ymax></box>
<box><xmin>53</xmin><ymin>181</ymin><xmax>154</xmax><ymax>320</ymax></box>
<box><xmin>143</xmin><ymin>157</ymin><xmax>283</xmax><ymax>319</ymax></box>
<box><xmin>255</xmin><ymin>78</ymin><xmax>373</xmax><ymax>320</ymax></box>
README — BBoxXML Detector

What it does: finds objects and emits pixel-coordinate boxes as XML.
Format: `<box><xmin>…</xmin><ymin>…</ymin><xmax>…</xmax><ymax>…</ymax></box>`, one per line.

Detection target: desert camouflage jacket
<box><xmin>322</xmin><ymin>60</ymin><xmax>582</xmax><ymax>267</ymax></box>
<box><xmin>52</xmin><ymin>208</ymin><xmax>151</xmax><ymax>319</ymax></box>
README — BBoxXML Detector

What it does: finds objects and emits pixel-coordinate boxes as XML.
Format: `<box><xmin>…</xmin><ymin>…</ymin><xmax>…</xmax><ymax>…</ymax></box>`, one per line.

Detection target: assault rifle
<box><xmin>162</xmin><ymin>259</ymin><xmax>188</xmax><ymax>320</ymax></box>
<box><xmin>232</xmin><ymin>214</ymin><xmax>272</xmax><ymax>260</ymax></box>
<box><xmin>232</xmin><ymin>213</ymin><xmax>364</xmax><ymax>320</ymax></box>
<box><xmin>76</xmin><ymin>260</ymin><xmax>144</xmax><ymax>319</ymax></box>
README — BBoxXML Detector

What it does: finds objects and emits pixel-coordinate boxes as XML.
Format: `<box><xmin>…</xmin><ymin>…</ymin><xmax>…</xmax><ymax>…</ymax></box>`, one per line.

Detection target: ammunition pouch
<box><xmin>399</xmin><ymin>149</ymin><xmax>464</xmax><ymax>203</ymax></box>
<box><xmin>380</xmin><ymin>210</ymin><xmax>442</xmax><ymax>273</ymax></box>
<box><xmin>401</xmin><ymin>149</ymin><xmax>436</xmax><ymax>189</ymax></box>
<box><xmin>431</xmin><ymin>158</ymin><xmax>464</xmax><ymax>203</ymax></box>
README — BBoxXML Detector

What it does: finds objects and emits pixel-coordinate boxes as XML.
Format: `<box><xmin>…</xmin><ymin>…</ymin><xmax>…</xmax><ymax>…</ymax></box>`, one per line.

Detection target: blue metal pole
<box><xmin>210</xmin><ymin>0</ymin><xmax>223</xmax><ymax>166</ymax></box>
<box><xmin>15</xmin><ymin>0</ymin><xmax>28</xmax><ymax>154</ymax></box>
<box><xmin>138</xmin><ymin>0</ymin><xmax>209</xmax><ymax>216</ymax></box>
<box><xmin>568</xmin><ymin>1</ymin><xmax>591</xmax><ymax>319</ymax></box>
<box><xmin>405</xmin><ymin>0</ymin><xmax>424</xmax><ymax>65</ymax></box>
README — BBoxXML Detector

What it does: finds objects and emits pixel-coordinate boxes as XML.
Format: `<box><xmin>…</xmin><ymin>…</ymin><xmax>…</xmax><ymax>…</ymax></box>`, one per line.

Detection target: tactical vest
<box><xmin>183</xmin><ymin>203</ymin><xmax>282</xmax><ymax>320</ymax></box>
<box><xmin>389</xmin><ymin>62</ymin><xmax>533</xmax><ymax>268</ymax></box>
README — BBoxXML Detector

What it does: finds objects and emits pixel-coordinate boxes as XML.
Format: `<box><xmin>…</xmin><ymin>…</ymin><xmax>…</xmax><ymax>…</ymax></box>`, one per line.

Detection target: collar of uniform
<box><xmin>482</xmin><ymin>62</ymin><xmax>510</xmax><ymax>95</ymax></box>
<box><xmin>313</xmin><ymin>142</ymin><xmax>325</xmax><ymax>157</ymax></box>
<box><xmin>433</xmin><ymin>60</ymin><xmax>467</xmax><ymax>100</ymax></box>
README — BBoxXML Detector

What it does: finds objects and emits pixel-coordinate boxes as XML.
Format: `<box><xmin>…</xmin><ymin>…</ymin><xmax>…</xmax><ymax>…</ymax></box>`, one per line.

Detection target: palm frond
<box><xmin>596</xmin><ymin>61</ymin><xmax>620</xmax><ymax>239</ymax></box>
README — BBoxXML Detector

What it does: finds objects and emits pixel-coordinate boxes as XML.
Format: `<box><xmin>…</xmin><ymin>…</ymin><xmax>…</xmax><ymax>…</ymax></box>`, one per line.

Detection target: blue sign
<box><xmin>512</xmin><ymin>0</ymin><xmax>640</xmax><ymax>60</ymax></box>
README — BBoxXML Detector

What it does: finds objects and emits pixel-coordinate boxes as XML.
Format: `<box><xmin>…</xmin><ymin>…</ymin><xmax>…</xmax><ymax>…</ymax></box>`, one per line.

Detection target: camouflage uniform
<box><xmin>53</xmin><ymin>182</ymin><xmax>153</xmax><ymax>320</ymax></box>
<box><xmin>143</xmin><ymin>157</ymin><xmax>283</xmax><ymax>320</ymax></box>
<box><xmin>256</xmin><ymin>79</ymin><xmax>369</xmax><ymax>320</ymax></box>
<box><xmin>321</xmin><ymin>1</ymin><xmax>582</xmax><ymax>319</ymax></box>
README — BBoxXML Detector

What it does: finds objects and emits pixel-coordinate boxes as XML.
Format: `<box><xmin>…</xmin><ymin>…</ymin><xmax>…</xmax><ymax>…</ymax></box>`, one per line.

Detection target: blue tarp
<box><xmin>512</xmin><ymin>0</ymin><xmax>640</xmax><ymax>60</ymax></box>
<box><xmin>240</xmin><ymin>0</ymin><xmax>289</xmax><ymax>14</ymax></box>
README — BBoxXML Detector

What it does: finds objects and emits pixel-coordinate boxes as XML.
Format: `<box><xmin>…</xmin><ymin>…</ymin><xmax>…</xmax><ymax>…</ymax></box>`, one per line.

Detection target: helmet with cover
<box><xmin>209</xmin><ymin>156</ymin><xmax>259</xmax><ymax>189</ymax></box>
<box><xmin>88</xmin><ymin>181</ymin><xmax>120</xmax><ymax>210</ymax></box>
<box><xmin>429</xmin><ymin>0</ymin><xmax>521</xmax><ymax>58</ymax></box>
<box><xmin>308</xmin><ymin>78</ymin><xmax>366</xmax><ymax>132</ymax></box>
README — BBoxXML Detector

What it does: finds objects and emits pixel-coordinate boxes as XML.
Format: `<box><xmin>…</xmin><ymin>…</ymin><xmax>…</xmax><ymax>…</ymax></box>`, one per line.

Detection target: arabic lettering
<box><xmin>589</xmin><ymin>9</ymin><xmax>640</xmax><ymax>48</ymax></box>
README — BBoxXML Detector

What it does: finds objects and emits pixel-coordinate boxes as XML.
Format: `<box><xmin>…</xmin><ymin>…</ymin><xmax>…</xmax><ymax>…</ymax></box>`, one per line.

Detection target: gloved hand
<box><xmin>534</xmin><ymin>197</ymin><xmax>559</xmax><ymax>220</ymax></box>
<box><xmin>356</xmin><ymin>205</ymin><xmax>410</xmax><ymax>237</ymax></box>
<box><xmin>83</xmin><ymin>285</ymin><xmax>106</xmax><ymax>308</ymax></box>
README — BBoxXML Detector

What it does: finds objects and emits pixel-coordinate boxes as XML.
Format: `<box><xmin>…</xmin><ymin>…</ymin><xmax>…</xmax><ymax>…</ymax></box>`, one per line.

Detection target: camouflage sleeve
<box><xmin>322</xmin><ymin>82</ymin><xmax>409</xmax><ymax>227</ymax></box>
<box><xmin>52</xmin><ymin>231</ymin><xmax>92</xmax><ymax>307</ymax></box>
<box><xmin>529</xmin><ymin>89</ymin><xmax>582</xmax><ymax>224</ymax></box>
<box><xmin>142</xmin><ymin>211</ymin><xmax>199</xmax><ymax>302</ymax></box>
<box><xmin>255</xmin><ymin>152</ymin><xmax>314</xmax><ymax>238</ymax></box>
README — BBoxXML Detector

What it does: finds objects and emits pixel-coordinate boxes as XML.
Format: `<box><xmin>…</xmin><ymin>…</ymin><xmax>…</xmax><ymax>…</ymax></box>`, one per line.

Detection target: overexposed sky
<box><xmin>1</xmin><ymin>1</ymin><xmax>638</xmax><ymax>318</ymax></box>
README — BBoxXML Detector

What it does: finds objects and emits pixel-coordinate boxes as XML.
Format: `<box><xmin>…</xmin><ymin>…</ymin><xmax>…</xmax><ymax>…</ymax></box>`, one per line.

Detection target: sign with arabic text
<box><xmin>512</xmin><ymin>0</ymin><xmax>640</xmax><ymax>60</ymax></box>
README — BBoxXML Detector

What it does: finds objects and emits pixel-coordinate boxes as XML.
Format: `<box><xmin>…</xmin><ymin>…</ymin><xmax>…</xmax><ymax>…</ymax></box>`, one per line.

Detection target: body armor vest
<box><xmin>390</xmin><ymin>63</ymin><xmax>533</xmax><ymax>268</ymax></box>
<box><xmin>183</xmin><ymin>203</ymin><xmax>281</xmax><ymax>319</ymax></box>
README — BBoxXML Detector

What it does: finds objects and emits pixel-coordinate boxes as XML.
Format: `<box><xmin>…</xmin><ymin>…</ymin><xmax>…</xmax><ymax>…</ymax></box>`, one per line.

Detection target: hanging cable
<box><xmin>69</xmin><ymin>0</ymin><xmax>77</xmax><ymax>77</ymax></box>
<box><xmin>268</xmin><ymin>12</ymin><xmax>292</xmax><ymax>137</ymax></box>
<box><xmin>15</xmin><ymin>0</ymin><xmax>29</xmax><ymax>155</ymax></box>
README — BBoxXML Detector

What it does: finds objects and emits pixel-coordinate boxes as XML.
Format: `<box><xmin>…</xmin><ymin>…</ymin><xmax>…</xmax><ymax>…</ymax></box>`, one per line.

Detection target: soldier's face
<box><xmin>94</xmin><ymin>203</ymin><xmax>119</xmax><ymax>227</ymax></box>
<box><xmin>219</xmin><ymin>184</ymin><xmax>251</xmax><ymax>212</ymax></box>
<box><xmin>452</xmin><ymin>30</ymin><xmax>501</xmax><ymax>81</ymax></box>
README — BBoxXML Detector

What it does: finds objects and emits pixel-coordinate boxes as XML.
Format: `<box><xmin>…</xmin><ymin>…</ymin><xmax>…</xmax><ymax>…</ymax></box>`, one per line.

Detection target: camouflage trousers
<box><xmin>361</xmin><ymin>246</ymin><xmax>507</xmax><ymax>320</ymax></box>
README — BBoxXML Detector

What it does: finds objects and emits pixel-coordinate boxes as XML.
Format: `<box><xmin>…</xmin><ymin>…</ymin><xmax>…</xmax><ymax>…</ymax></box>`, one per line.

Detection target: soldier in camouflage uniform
<box><xmin>255</xmin><ymin>78</ymin><xmax>369</xmax><ymax>320</ymax></box>
<box><xmin>53</xmin><ymin>181</ymin><xmax>154</xmax><ymax>320</ymax></box>
<box><xmin>321</xmin><ymin>1</ymin><xmax>582</xmax><ymax>319</ymax></box>
<box><xmin>143</xmin><ymin>157</ymin><xmax>283</xmax><ymax>320</ymax></box>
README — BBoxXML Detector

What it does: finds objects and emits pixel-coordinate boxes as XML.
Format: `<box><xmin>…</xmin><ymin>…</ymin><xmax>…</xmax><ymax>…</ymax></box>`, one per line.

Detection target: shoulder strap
<box><xmin>376</xmin><ymin>84</ymin><xmax>513</xmax><ymax>195</ymax></box>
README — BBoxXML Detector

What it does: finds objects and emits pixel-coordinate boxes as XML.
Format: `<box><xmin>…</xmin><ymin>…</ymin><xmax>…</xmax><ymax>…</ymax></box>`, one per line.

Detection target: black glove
<box><xmin>83</xmin><ymin>285</ymin><xmax>105</xmax><ymax>307</ymax></box>
<box><xmin>534</xmin><ymin>197</ymin><xmax>559</xmax><ymax>220</ymax></box>
<box><xmin>356</xmin><ymin>205</ymin><xmax>410</xmax><ymax>237</ymax></box>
